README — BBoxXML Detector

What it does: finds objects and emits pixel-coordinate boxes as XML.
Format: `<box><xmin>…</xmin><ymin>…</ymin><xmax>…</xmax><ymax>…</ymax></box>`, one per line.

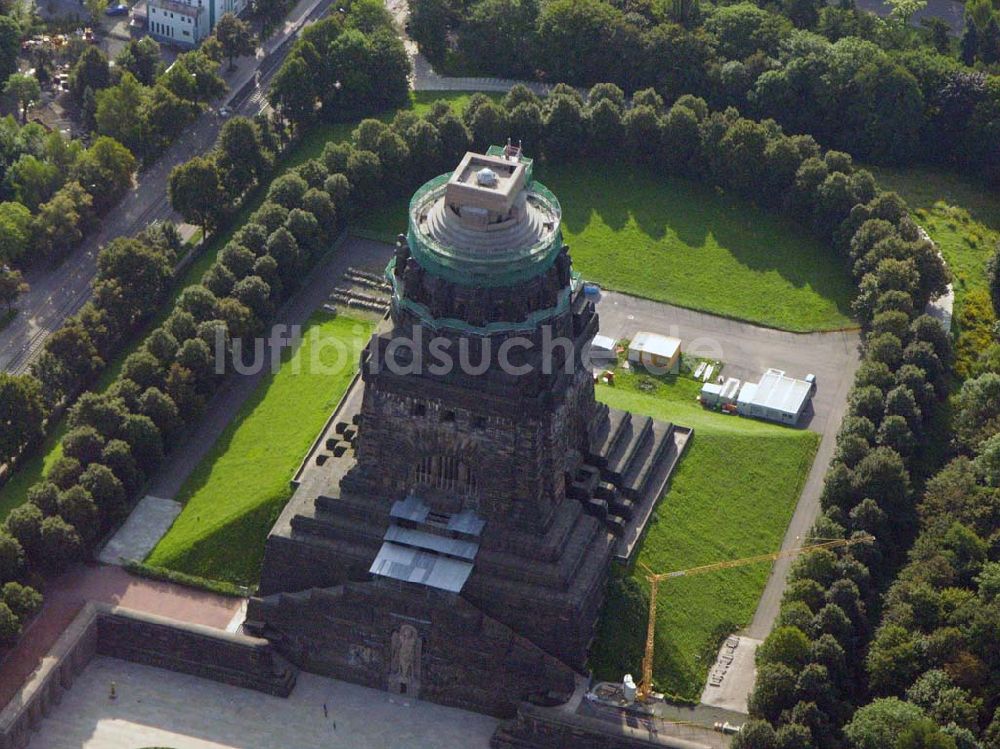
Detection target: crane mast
<box><xmin>635</xmin><ymin>534</ymin><xmax>875</xmax><ymax>702</ymax></box>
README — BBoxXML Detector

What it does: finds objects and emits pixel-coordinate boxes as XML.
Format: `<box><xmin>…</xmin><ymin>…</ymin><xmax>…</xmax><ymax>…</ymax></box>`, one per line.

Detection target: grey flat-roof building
<box><xmin>736</xmin><ymin>368</ymin><xmax>813</xmax><ymax>425</ymax></box>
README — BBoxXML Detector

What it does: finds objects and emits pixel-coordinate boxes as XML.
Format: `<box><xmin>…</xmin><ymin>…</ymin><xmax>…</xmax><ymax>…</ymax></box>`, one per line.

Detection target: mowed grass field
<box><xmin>544</xmin><ymin>162</ymin><xmax>855</xmax><ymax>332</ymax></box>
<box><xmin>145</xmin><ymin>313</ymin><xmax>373</xmax><ymax>586</ymax></box>
<box><xmin>589</xmin><ymin>372</ymin><xmax>819</xmax><ymax>701</ymax></box>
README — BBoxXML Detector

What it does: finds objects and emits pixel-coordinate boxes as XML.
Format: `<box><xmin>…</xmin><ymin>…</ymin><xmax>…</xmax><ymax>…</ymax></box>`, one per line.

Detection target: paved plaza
<box><xmin>28</xmin><ymin>657</ymin><xmax>498</xmax><ymax>748</ymax></box>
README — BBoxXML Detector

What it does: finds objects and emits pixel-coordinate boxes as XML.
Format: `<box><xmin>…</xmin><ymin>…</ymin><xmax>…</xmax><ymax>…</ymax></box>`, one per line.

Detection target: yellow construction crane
<box><xmin>635</xmin><ymin>534</ymin><xmax>875</xmax><ymax>702</ymax></box>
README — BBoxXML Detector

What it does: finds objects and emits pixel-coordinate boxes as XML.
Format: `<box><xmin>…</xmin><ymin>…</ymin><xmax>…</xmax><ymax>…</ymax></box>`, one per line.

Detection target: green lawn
<box><xmin>545</xmin><ymin>162</ymin><xmax>855</xmax><ymax>332</ymax></box>
<box><xmin>588</xmin><ymin>369</ymin><xmax>819</xmax><ymax>701</ymax></box>
<box><xmin>145</xmin><ymin>313</ymin><xmax>373</xmax><ymax>587</ymax></box>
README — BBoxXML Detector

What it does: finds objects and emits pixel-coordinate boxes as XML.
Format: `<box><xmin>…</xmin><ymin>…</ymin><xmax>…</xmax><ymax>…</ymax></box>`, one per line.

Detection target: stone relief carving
<box><xmin>388</xmin><ymin>624</ymin><xmax>422</xmax><ymax>696</ymax></box>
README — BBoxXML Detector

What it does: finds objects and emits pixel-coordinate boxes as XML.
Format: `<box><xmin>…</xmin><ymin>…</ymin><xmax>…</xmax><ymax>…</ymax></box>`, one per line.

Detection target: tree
<box><xmin>63</xmin><ymin>426</ymin><xmax>106</xmax><ymax>465</ymax></box>
<box><xmin>4</xmin><ymin>73</ymin><xmax>40</xmax><ymax>123</ymax></box>
<box><xmin>457</xmin><ymin>0</ymin><xmax>538</xmax><ymax>78</ymax></box>
<box><xmin>732</xmin><ymin>720</ymin><xmax>777</xmax><ymax>749</ymax></box>
<box><xmin>896</xmin><ymin>719</ymin><xmax>958</xmax><ymax>749</ymax></box>
<box><xmin>0</xmin><ymin>531</ymin><xmax>23</xmax><ymax>580</ymax></box>
<box><xmin>4</xmin><ymin>503</ymin><xmax>43</xmax><ymax>560</ymax></box>
<box><xmin>217</xmin><ymin>117</ymin><xmax>270</xmax><ymax>200</ymax></box>
<box><xmin>39</xmin><ymin>515</ymin><xmax>82</xmax><ymax>572</ymax></box>
<box><xmin>215</xmin><ymin>13</ymin><xmax>255</xmax><ymax>70</ymax></box>
<box><xmin>0</xmin><ymin>373</ymin><xmax>44</xmax><ymax>465</ymax></box>
<box><xmin>7</xmin><ymin>155</ymin><xmax>61</xmax><ymax>212</ymax></box>
<box><xmin>32</xmin><ymin>324</ymin><xmax>103</xmax><ymax>405</ymax></box>
<box><xmin>143</xmin><ymin>84</ymin><xmax>201</xmax><ymax>152</ymax></box>
<box><xmin>69</xmin><ymin>47</ymin><xmax>111</xmax><ymax>104</ymax></box>
<box><xmin>2</xmin><ymin>582</ymin><xmax>41</xmax><ymax>620</ymax></box>
<box><xmin>73</xmin><ymin>137</ymin><xmax>137</xmax><ymax>214</ymax></box>
<box><xmin>0</xmin><ymin>202</ymin><xmax>31</xmax><ymax>263</ymax></box>
<box><xmin>410</xmin><ymin>0</ymin><xmax>451</xmax><ymax>62</ymax></box>
<box><xmin>168</xmin><ymin>156</ymin><xmax>224</xmax><ymax>237</ymax></box>
<box><xmin>117</xmin><ymin>37</ymin><xmax>162</xmax><ymax>86</ymax></box>
<box><xmin>95</xmin><ymin>73</ymin><xmax>148</xmax><ymax>156</ymax></box>
<box><xmin>79</xmin><ymin>462</ymin><xmax>127</xmax><ymax>519</ymax></box>
<box><xmin>845</xmin><ymin>698</ymin><xmax>926</xmax><ymax>749</ymax></box>
<box><xmin>757</xmin><ymin>626</ymin><xmax>812</xmax><ymax>669</ymax></box>
<box><xmin>95</xmin><ymin>237</ymin><xmax>172</xmax><ymax>329</ymax></box>
<box><xmin>749</xmin><ymin>663</ymin><xmax>798</xmax><ymax>722</ymax></box>
<box><xmin>269</xmin><ymin>53</ymin><xmax>316</xmax><ymax>128</ymax></box>
<box><xmin>58</xmin><ymin>486</ymin><xmax>99</xmax><ymax>542</ymax></box>
<box><xmin>0</xmin><ymin>17</ymin><xmax>20</xmax><ymax>85</ymax></box>
<box><xmin>0</xmin><ymin>266</ymin><xmax>28</xmax><ymax>314</ymax></box>
<box><xmin>33</xmin><ymin>182</ymin><xmax>94</xmax><ymax>262</ymax></box>
<box><xmin>0</xmin><ymin>602</ymin><xmax>19</xmax><ymax>645</ymax></box>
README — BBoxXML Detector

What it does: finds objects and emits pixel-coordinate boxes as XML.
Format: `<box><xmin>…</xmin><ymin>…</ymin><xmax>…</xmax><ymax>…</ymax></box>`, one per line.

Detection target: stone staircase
<box><xmin>325</xmin><ymin>266</ymin><xmax>391</xmax><ymax>313</ymax></box>
<box><xmin>565</xmin><ymin>407</ymin><xmax>680</xmax><ymax>551</ymax></box>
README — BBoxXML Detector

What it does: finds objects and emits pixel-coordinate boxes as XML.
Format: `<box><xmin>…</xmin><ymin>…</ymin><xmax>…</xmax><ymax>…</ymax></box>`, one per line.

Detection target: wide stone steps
<box><xmin>622</xmin><ymin>420</ymin><xmax>676</xmax><ymax>500</ymax></box>
<box><xmin>589</xmin><ymin>408</ymin><xmax>630</xmax><ymax>468</ymax></box>
<box><xmin>604</xmin><ymin>415</ymin><xmax>653</xmax><ymax>483</ymax></box>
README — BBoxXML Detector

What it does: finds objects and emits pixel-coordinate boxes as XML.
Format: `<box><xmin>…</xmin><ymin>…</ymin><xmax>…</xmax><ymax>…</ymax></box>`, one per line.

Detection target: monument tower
<box><xmin>246</xmin><ymin>145</ymin><xmax>689</xmax><ymax>717</ymax></box>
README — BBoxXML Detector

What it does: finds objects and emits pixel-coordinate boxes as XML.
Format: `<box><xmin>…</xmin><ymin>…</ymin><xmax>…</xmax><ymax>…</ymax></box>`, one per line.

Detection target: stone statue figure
<box><xmin>389</xmin><ymin>624</ymin><xmax>421</xmax><ymax>692</ymax></box>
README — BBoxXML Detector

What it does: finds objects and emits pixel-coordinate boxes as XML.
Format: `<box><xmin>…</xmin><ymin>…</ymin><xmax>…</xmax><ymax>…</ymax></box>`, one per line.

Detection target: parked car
<box><xmin>105</xmin><ymin>4</ymin><xmax>129</xmax><ymax>15</ymax></box>
<box><xmin>218</xmin><ymin>106</ymin><xmax>233</xmax><ymax>118</ymax></box>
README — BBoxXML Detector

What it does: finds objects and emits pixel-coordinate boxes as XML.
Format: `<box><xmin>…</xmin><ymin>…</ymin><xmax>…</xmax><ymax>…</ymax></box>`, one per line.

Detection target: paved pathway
<box><xmin>0</xmin><ymin>565</ymin><xmax>241</xmax><ymax>710</ymax></box>
<box><xmin>98</xmin><ymin>496</ymin><xmax>182</xmax><ymax>565</ymax></box>
<box><xmin>28</xmin><ymin>657</ymin><xmax>497</xmax><ymax>749</ymax></box>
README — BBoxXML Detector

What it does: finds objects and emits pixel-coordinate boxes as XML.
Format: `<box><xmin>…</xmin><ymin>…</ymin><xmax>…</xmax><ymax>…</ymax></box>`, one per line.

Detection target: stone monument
<box><xmin>245</xmin><ymin>145</ymin><xmax>690</xmax><ymax>719</ymax></box>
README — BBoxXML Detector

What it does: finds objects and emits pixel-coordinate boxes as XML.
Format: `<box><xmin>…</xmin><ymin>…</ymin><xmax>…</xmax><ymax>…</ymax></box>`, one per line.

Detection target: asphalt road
<box><xmin>0</xmin><ymin>0</ymin><xmax>334</xmax><ymax>375</ymax></box>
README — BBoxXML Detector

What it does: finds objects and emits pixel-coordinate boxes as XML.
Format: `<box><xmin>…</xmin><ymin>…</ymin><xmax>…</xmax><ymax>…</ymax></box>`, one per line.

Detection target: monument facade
<box><xmin>246</xmin><ymin>146</ymin><xmax>690</xmax><ymax>718</ymax></box>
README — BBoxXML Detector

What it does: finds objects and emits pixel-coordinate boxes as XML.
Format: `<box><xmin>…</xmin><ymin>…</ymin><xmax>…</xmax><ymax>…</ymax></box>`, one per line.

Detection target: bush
<box><xmin>0</xmin><ymin>531</ymin><xmax>24</xmax><ymax>581</ymax></box>
<box><xmin>2</xmin><ymin>582</ymin><xmax>41</xmax><ymax>620</ymax></box>
<box><xmin>39</xmin><ymin>516</ymin><xmax>82</xmax><ymax>572</ymax></box>
<box><xmin>0</xmin><ymin>602</ymin><xmax>20</xmax><ymax>644</ymax></box>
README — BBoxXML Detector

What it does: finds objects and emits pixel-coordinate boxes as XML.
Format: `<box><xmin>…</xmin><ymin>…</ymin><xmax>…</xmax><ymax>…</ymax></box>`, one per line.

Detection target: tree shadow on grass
<box><xmin>541</xmin><ymin>161</ymin><xmax>855</xmax><ymax>322</ymax></box>
<box><xmin>152</xmin><ymin>490</ymin><xmax>290</xmax><ymax>588</ymax></box>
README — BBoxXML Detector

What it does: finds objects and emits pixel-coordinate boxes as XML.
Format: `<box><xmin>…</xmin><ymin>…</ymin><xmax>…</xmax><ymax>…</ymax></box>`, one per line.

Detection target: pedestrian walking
<box><xmin>323</xmin><ymin>703</ymin><xmax>328</xmax><ymax>718</ymax></box>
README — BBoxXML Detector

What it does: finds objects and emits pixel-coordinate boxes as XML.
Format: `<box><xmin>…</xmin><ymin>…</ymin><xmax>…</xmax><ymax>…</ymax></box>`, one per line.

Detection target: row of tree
<box><xmin>409</xmin><ymin>0</ymin><xmax>1000</xmax><ymax>178</ymax></box>
<box><xmin>732</xmin><ymin>115</ymin><xmax>967</xmax><ymax>749</ymax></box>
<box><xmin>0</xmin><ymin>5</ymin><xmax>410</xmax><ymax>650</ymax></box>
<box><xmin>840</xmin><ymin>288</ymin><xmax>1000</xmax><ymax>746</ymax></box>
<box><xmin>0</xmin><ymin>113</ymin><xmax>344</xmax><ymax>646</ymax></box>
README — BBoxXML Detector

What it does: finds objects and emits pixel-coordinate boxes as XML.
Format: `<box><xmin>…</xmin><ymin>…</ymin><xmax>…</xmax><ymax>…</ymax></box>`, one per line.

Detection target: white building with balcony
<box><xmin>144</xmin><ymin>0</ymin><xmax>247</xmax><ymax>47</ymax></box>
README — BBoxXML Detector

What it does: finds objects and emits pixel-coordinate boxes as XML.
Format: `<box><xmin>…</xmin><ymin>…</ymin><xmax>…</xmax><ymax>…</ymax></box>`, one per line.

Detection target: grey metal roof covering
<box><xmin>744</xmin><ymin>368</ymin><xmax>811</xmax><ymax>415</ymax></box>
<box><xmin>383</xmin><ymin>525</ymin><xmax>479</xmax><ymax>561</ymax></box>
<box><xmin>389</xmin><ymin>495</ymin><xmax>485</xmax><ymax>537</ymax></box>
<box><xmin>448</xmin><ymin>509</ymin><xmax>485</xmax><ymax>536</ymax></box>
<box><xmin>369</xmin><ymin>542</ymin><xmax>474</xmax><ymax>593</ymax></box>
